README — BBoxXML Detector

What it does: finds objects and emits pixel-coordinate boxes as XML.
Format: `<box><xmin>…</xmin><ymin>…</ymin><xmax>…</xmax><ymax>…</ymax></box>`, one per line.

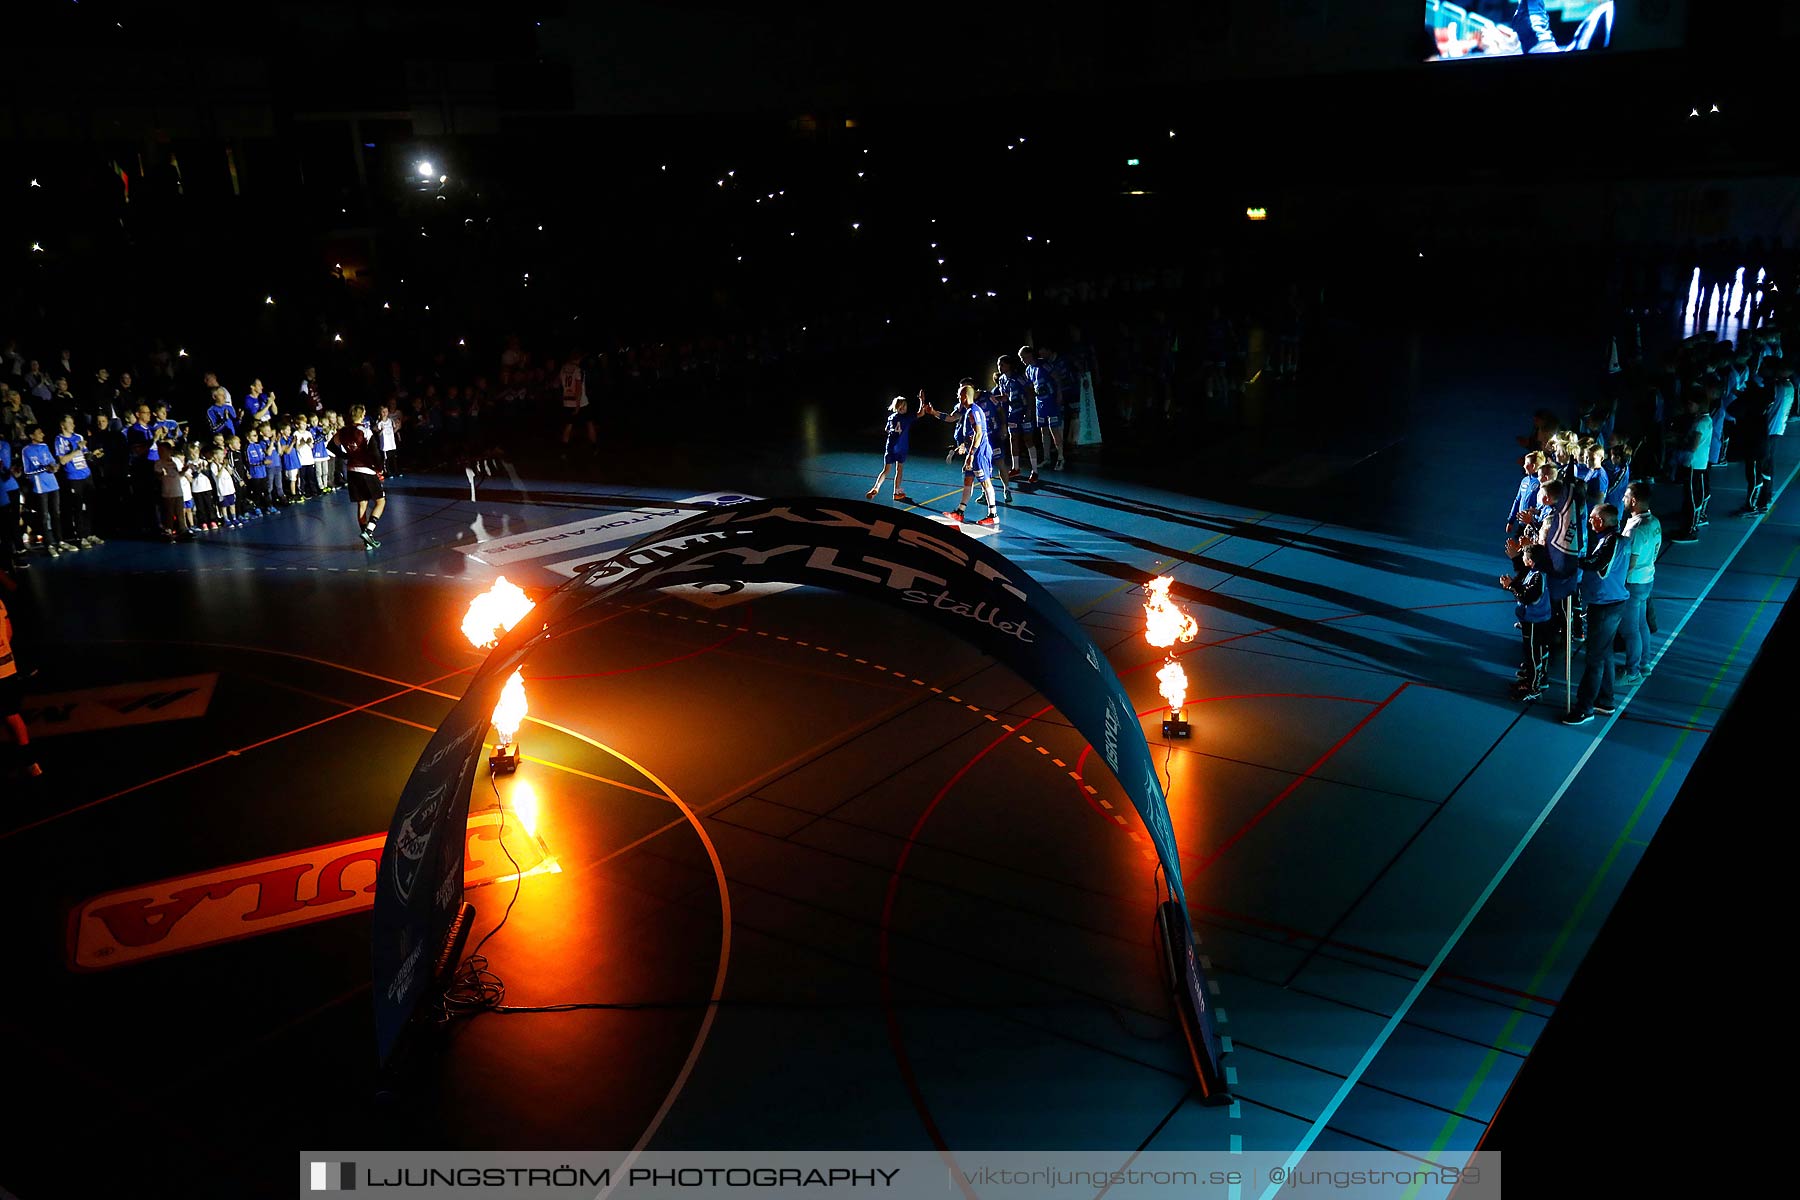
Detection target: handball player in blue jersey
<box><xmin>942</xmin><ymin>383</ymin><xmax>999</xmax><ymax>527</ymax></box>
<box><xmin>1020</xmin><ymin>345</ymin><xmax>1066</xmax><ymax>471</ymax></box>
<box><xmin>994</xmin><ymin>355</ymin><xmax>1039</xmax><ymax>483</ymax></box>
<box><xmin>968</xmin><ymin>379</ymin><xmax>1013</xmax><ymax>505</ymax></box>
<box><xmin>867</xmin><ymin>390</ymin><xmax>943</xmax><ymax>503</ymax></box>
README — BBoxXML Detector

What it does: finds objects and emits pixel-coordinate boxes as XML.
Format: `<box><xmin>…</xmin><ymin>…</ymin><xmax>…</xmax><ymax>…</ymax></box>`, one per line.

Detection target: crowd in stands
<box><xmin>1500</xmin><ymin>322</ymin><xmax>1793</xmax><ymax>726</ymax></box>
<box><xmin>0</xmin><ymin>351</ymin><xmax>413</xmax><ymax>571</ymax></box>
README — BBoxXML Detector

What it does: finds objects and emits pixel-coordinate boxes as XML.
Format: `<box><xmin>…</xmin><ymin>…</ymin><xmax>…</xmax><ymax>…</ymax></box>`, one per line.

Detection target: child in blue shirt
<box><xmin>1603</xmin><ymin>442</ymin><xmax>1633</xmax><ymax>511</ymax></box>
<box><xmin>866</xmin><ymin>391</ymin><xmax>942</xmax><ymax>504</ymax></box>
<box><xmin>151</xmin><ymin>403</ymin><xmax>181</xmax><ymax>446</ymax></box>
<box><xmin>277</xmin><ymin>421</ymin><xmax>302</xmax><ymax>501</ymax></box>
<box><xmin>0</xmin><ymin>438</ymin><xmax>21</xmax><ymax>574</ymax></box>
<box><xmin>1505</xmin><ymin>451</ymin><xmax>1547</xmax><ymax>540</ymax></box>
<box><xmin>244</xmin><ymin>428</ymin><xmax>272</xmax><ymax>515</ymax></box>
<box><xmin>1574</xmin><ymin>442</ymin><xmax>1609</xmax><ymax>510</ymax></box>
<box><xmin>1502</xmin><ymin>543</ymin><xmax>1554</xmax><ymax>699</ymax></box>
<box><xmin>19</xmin><ymin>426</ymin><xmax>69</xmax><ymax>555</ymax></box>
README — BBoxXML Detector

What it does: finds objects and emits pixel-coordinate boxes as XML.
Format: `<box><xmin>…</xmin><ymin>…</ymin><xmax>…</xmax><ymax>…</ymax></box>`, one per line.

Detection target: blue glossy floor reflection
<box><xmin>2</xmin><ymin>378</ymin><xmax>1794</xmax><ymax>1196</ymax></box>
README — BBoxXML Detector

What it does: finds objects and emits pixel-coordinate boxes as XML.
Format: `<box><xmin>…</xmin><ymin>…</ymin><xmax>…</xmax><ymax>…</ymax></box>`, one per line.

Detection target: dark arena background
<box><xmin>1</xmin><ymin>2</ymin><xmax>1794</xmax><ymax>1197</ymax></box>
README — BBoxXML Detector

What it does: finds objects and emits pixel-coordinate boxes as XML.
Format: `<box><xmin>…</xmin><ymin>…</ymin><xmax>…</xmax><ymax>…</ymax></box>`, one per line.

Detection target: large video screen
<box><xmin>1426</xmin><ymin>2</ymin><xmax>1642</xmax><ymax>61</ymax></box>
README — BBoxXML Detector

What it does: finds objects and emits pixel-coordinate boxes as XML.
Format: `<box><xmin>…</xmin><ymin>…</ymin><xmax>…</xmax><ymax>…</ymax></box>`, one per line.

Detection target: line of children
<box><xmin>6</xmin><ymin>384</ymin><xmax>379</xmax><ymax>558</ymax></box>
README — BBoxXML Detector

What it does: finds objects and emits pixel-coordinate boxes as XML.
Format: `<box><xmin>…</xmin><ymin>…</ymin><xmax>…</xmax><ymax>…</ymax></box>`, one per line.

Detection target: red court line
<box><xmin>1193</xmin><ymin>683</ymin><xmax>1409</xmax><ymax>872</ymax></box>
<box><xmin>524</xmin><ymin>624</ymin><xmax>744</xmax><ymax>679</ymax></box>
<box><xmin>0</xmin><ymin>664</ymin><xmax>474</xmax><ymax>842</ymax></box>
<box><xmin>1069</xmin><ymin>693</ymin><xmax>1384</xmax><ymax>824</ymax></box>
<box><xmin>879</xmin><ymin>701</ymin><xmax>1055</xmax><ymax>1189</ymax></box>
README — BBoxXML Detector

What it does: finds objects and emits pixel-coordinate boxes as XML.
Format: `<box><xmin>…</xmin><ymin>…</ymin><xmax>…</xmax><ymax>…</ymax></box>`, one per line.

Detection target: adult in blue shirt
<box><xmin>1562</xmin><ymin>503</ymin><xmax>1629</xmax><ymax>726</ymax></box>
<box><xmin>967</xmin><ymin>380</ymin><xmax>1013</xmax><ymax>504</ymax></box>
<box><xmin>1039</xmin><ymin>343</ymin><xmax>1080</xmax><ymax>450</ymax></box>
<box><xmin>124</xmin><ymin>403</ymin><xmax>164</xmax><ymax>535</ymax></box>
<box><xmin>53</xmin><ymin>414</ymin><xmax>101</xmax><ymax>548</ymax></box>
<box><xmin>241</xmin><ymin>380</ymin><xmax>276</xmax><ymax>428</ymax></box>
<box><xmin>943</xmin><ymin>383</ymin><xmax>999</xmax><ymax>527</ymax></box>
<box><xmin>19</xmin><ymin>426</ymin><xmax>71</xmax><ymax>556</ymax></box>
<box><xmin>205</xmin><ymin>387</ymin><xmax>239</xmax><ymax>438</ymax></box>
<box><xmin>1021</xmin><ymin>345</ymin><xmax>1066</xmax><ymax>472</ymax></box>
<box><xmin>993</xmin><ymin>356</ymin><xmax>1037</xmax><ymax>482</ymax></box>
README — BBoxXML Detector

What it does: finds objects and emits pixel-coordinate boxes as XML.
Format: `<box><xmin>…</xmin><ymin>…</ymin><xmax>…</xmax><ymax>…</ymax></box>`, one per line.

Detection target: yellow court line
<box><xmin>517</xmin><ymin>755</ymin><xmax>680</xmax><ymax>803</ymax></box>
<box><xmin>533</xmin><ymin>716</ymin><xmax>733</xmax><ymax>1178</ymax></box>
<box><xmin>902</xmin><ymin>485</ymin><xmax>965</xmax><ymax>515</ymax></box>
<box><xmin>49</xmin><ymin>636</ymin><xmax>731</xmax><ymax>1170</ymax></box>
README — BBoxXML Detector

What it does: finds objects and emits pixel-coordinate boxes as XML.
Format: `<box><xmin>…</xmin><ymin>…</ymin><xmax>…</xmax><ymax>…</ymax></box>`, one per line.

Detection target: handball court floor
<box><xmin>2</xmin><ymin>380</ymin><xmax>1795</xmax><ymax>1198</ymax></box>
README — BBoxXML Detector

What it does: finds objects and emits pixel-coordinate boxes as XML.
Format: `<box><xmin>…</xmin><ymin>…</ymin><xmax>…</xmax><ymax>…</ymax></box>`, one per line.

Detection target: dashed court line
<box><xmin>631</xmin><ymin>603</ymin><xmax>1163</xmax><ymax>839</ymax></box>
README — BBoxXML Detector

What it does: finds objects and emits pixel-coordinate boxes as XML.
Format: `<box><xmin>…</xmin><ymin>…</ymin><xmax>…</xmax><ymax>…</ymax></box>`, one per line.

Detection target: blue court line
<box><xmin>1256</xmin><ymin>456</ymin><xmax>1800</xmax><ymax>1199</ymax></box>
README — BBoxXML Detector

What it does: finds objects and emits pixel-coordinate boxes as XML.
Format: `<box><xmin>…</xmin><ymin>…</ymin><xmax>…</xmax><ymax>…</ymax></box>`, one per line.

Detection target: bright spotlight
<box><xmin>417</xmin><ymin>160</ymin><xmax>435</xmax><ymax>177</ymax></box>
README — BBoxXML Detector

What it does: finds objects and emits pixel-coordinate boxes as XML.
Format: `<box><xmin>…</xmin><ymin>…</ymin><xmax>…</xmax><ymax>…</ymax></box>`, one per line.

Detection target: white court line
<box><xmin>1258</xmin><ymin>454</ymin><xmax>1800</xmax><ymax>1197</ymax></box>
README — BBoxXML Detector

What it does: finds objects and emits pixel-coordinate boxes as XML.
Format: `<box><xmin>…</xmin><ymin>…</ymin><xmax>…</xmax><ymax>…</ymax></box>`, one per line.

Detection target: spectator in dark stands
<box><xmin>89</xmin><ymin>368</ymin><xmax>122</xmax><ymax>428</ymax></box>
<box><xmin>299</xmin><ymin>366</ymin><xmax>323</xmax><ymax>415</ymax></box>
<box><xmin>87</xmin><ymin>414</ymin><xmax>127</xmax><ymax>535</ymax></box>
<box><xmin>3</xmin><ymin>390</ymin><xmax>35</xmax><ymax>444</ymax></box>
<box><xmin>23</xmin><ymin>362</ymin><xmax>53</xmax><ymax>404</ymax></box>
<box><xmin>49</xmin><ymin>378</ymin><xmax>77</xmax><ymax>421</ymax></box>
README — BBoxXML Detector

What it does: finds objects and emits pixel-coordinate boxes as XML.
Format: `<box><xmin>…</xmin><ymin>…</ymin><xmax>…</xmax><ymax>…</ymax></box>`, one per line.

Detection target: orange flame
<box><xmin>493</xmin><ymin>668</ymin><xmax>529</xmax><ymax>745</ymax></box>
<box><xmin>461</xmin><ymin>576</ymin><xmax>534</xmax><ymax>649</ymax></box>
<box><xmin>1143</xmin><ymin>576</ymin><xmax>1198</xmax><ymax>650</ymax></box>
<box><xmin>1156</xmin><ymin>660</ymin><xmax>1189</xmax><ymax>714</ymax></box>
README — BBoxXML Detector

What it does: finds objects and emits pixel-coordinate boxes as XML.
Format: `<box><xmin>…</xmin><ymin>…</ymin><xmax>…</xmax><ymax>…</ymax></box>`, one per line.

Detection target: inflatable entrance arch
<box><xmin>371</xmin><ymin>498</ymin><xmax>1228</xmax><ymax>1096</ymax></box>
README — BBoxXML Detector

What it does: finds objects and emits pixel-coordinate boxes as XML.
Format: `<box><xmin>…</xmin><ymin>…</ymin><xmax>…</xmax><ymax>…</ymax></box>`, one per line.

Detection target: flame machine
<box><xmin>1143</xmin><ymin>576</ymin><xmax>1198</xmax><ymax>738</ymax></box>
<box><xmin>462</xmin><ymin>576</ymin><xmax>535</xmax><ymax>773</ymax></box>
